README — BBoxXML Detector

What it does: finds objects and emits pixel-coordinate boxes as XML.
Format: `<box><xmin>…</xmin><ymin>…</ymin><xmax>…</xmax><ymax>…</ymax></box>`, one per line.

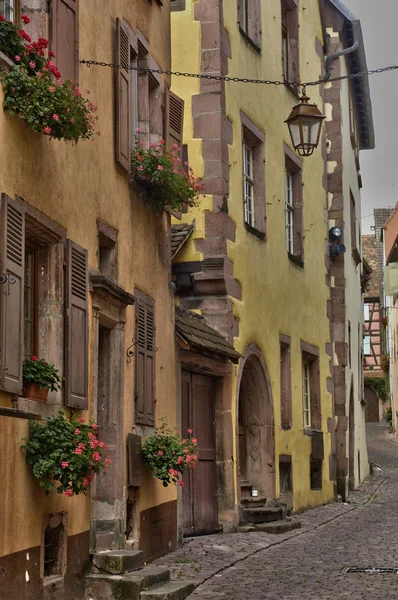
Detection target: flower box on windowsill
<box><xmin>23</xmin><ymin>382</ymin><xmax>49</xmax><ymax>403</ymax></box>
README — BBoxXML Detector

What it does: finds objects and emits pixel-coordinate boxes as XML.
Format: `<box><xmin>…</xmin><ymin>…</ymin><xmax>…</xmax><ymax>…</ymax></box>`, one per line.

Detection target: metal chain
<box><xmin>80</xmin><ymin>59</ymin><xmax>398</xmax><ymax>88</ymax></box>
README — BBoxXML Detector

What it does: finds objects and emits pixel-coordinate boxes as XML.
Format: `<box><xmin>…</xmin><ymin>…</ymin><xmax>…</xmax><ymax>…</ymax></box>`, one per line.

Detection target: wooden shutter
<box><xmin>116</xmin><ymin>18</ymin><xmax>131</xmax><ymax>172</ymax></box>
<box><xmin>135</xmin><ymin>294</ymin><xmax>155</xmax><ymax>425</ymax></box>
<box><xmin>0</xmin><ymin>195</ymin><xmax>25</xmax><ymax>394</ymax></box>
<box><xmin>65</xmin><ymin>240</ymin><xmax>88</xmax><ymax>409</ymax></box>
<box><xmin>51</xmin><ymin>0</ymin><xmax>78</xmax><ymax>82</ymax></box>
<box><xmin>165</xmin><ymin>89</ymin><xmax>184</xmax><ymax>150</ymax></box>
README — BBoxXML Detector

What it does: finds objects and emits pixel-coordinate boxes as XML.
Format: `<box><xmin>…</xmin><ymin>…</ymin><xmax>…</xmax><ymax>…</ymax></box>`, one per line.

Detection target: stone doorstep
<box><xmin>243</xmin><ymin>506</ymin><xmax>284</xmax><ymax>524</ymax></box>
<box><xmin>91</xmin><ymin>549</ymin><xmax>144</xmax><ymax>574</ymax></box>
<box><xmin>85</xmin><ymin>567</ymin><xmax>171</xmax><ymax>600</ymax></box>
<box><xmin>254</xmin><ymin>519</ymin><xmax>302</xmax><ymax>534</ymax></box>
<box><xmin>140</xmin><ymin>581</ymin><xmax>196</xmax><ymax>600</ymax></box>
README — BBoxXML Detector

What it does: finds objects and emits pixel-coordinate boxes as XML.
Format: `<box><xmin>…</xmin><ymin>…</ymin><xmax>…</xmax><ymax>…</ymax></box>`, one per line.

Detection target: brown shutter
<box><xmin>65</xmin><ymin>240</ymin><xmax>88</xmax><ymax>409</ymax></box>
<box><xmin>51</xmin><ymin>0</ymin><xmax>78</xmax><ymax>83</ymax></box>
<box><xmin>135</xmin><ymin>293</ymin><xmax>155</xmax><ymax>425</ymax></box>
<box><xmin>165</xmin><ymin>89</ymin><xmax>184</xmax><ymax>150</ymax></box>
<box><xmin>0</xmin><ymin>195</ymin><xmax>25</xmax><ymax>394</ymax></box>
<box><xmin>145</xmin><ymin>302</ymin><xmax>155</xmax><ymax>425</ymax></box>
<box><xmin>116</xmin><ymin>18</ymin><xmax>131</xmax><ymax>172</ymax></box>
<box><xmin>135</xmin><ymin>301</ymin><xmax>146</xmax><ymax>423</ymax></box>
<box><xmin>287</xmin><ymin>9</ymin><xmax>299</xmax><ymax>85</ymax></box>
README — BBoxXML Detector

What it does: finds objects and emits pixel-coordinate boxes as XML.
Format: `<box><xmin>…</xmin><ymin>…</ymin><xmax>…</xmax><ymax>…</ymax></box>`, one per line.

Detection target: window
<box><xmin>364</xmin><ymin>335</ymin><xmax>371</xmax><ymax>356</ymax></box>
<box><xmin>238</xmin><ymin>0</ymin><xmax>261</xmax><ymax>51</ymax></box>
<box><xmin>364</xmin><ymin>304</ymin><xmax>370</xmax><ymax>322</ymax></box>
<box><xmin>281</xmin><ymin>0</ymin><xmax>299</xmax><ymax>85</ymax></box>
<box><xmin>281</xmin><ymin>7</ymin><xmax>288</xmax><ymax>80</ymax></box>
<box><xmin>0</xmin><ymin>0</ymin><xmax>17</xmax><ymax>21</ymax></box>
<box><xmin>285</xmin><ymin>148</ymin><xmax>303</xmax><ymax>263</ymax></box>
<box><xmin>51</xmin><ymin>0</ymin><xmax>78</xmax><ymax>83</ymax></box>
<box><xmin>24</xmin><ymin>246</ymin><xmax>38</xmax><ymax>360</ymax></box>
<box><xmin>41</xmin><ymin>513</ymin><xmax>68</xmax><ymax>584</ymax></box>
<box><xmin>97</xmin><ymin>220</ymin><xmax>118</xmax><ymax>281</ymax></box>
<box><xmin>348</xmin><ymin>320</ymin><xmax>351</xmax><ymax>369</ymax></box>
<box><xmin>280</xmin><ymin>335</ymin><xmax>291</xmax><ymax>429</ymax></box>
<box><xmin>170</xmin><ymin>0</ymin><xmax>186</xmax><ymax>10</ymax></box>
<box><xmin>350</xmin><ymin>192</ymin><xmax>358</xmax><ymax>253</ymax></box>
<box><xmin>241</xmin><ymin>113</ymin><xmax>266</xmax><ymax>238</ymax></box>
<box><xmin>285</xmin><ymin>170</ymin><xmax>294</xmax><ymax>253</ymax></box>
<box><xmin>303</xmin><ymin>360</ymin><xmax>311</xmax><ymax>428</ymax></box>
<box><xmin>135</xmin><ymin>290</ymin><xmax>155</xmax><ymax>426</ymax></box>
<box><xmin>310</xmin><ymin>458</ymin><xmax>322</xmax><ymax>490</ymax></box>
<box><xmin>279</xmin><ymin>456</ymin><xmax>292</xmax><ymax>492</ymax></box>
<box><xmin>243</xmin><ymin>143</ymin><xmax>255</xmax><ymax>227</ymax></box>
<box><xmin>301</xmin><ymin>341</ymin><xmax>321</xmax><ymax>430</ymax></box>
<box><xmin>0</xmin><ymin>194</ymin><xmax>88</xmax><ymax>409</ymax></box>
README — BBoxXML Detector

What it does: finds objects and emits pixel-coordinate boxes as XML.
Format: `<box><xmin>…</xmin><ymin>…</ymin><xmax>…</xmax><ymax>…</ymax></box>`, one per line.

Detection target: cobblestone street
<box><xmin>156</xmin><ymin>424</ymin><xmax>398</xmax><ymax>599</ymax></box>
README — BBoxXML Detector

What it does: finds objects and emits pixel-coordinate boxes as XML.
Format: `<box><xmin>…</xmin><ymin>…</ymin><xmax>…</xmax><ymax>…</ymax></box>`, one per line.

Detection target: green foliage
<box><xmin>21</xmin><ymin>411</ymin><xmax>110</xmax><ymax>496</ymax></box>
<box><xmin>131</xmin><ymin>136</ymin><xmax>204</xmax><ymax>211</ymax></box>
<box><xmin>381</xmin><ymin>354</ymin><xmax>390</xmax><ymax>373</ymax></box>
<box><xmin>23</xmin><ymin>357</ymin><xmax>61</xmax><ymax>391</ymax></box>
<box><xmin>142</xmin><ymin>419</ymin><xmax>198</xmax><ymax>487</ymax></box>
<box><xmin>0</xmin><ymin>17</ymin><xmax>98</xmax><ymax>142</ymax></box>
<box><xmin>364</xmin><ymin>376</ymin><xmax>389</xmax><ymax>402</ymax></box>
<box><xmin>384</xmin><ymin>406</ymin><xmax>392</xmax><ymax>423</ymax></box>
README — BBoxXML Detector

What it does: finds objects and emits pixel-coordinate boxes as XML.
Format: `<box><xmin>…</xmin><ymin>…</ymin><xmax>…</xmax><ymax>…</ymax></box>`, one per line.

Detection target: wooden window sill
<box><xmin>288</xmin><ymin>252</ymin><xmax>304</xmax><ymax>269</ymax></box>
<box><xmin>304</xmin><ymin>427</ymin><xmax>323</xmax><ymax>437</ymax></box>
<box><xmin>238</xmin><ymin>27</ymin><xmax>262</xmax><ymax>55</ymax></box>
<box><xmin>0</xmin><ymin>405</ymin><xmax>41</xmax><ymax>420</ymax></box>
<box><xmin>244</xmin><ymin>222</ymin><xmax>266</xmax><ymax>241</ymax></box>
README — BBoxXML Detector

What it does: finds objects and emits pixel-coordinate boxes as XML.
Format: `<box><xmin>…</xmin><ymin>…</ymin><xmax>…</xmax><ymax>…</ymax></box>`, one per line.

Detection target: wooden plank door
<box><xmin>182</xmin><ymin>371</ymin><xmax>218</xmax><ymax>536</ymax></box>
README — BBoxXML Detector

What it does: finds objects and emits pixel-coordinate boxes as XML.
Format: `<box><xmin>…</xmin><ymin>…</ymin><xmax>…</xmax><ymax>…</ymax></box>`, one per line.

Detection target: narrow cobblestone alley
<box><xmin>155</xmin><ymin>424</ymin><xmax>398</xmax><ymax>599</ymax></box>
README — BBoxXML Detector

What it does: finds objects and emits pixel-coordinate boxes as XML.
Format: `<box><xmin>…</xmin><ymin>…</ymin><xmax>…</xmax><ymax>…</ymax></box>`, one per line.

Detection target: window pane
<box><xmin>364</xmin><ymin>304</ymin><xmax>370</xmax><ymax>322</ymax></box>
<box><xmin>24</xmin><ymin>249</ymin><xmax>36</xmax><ymax>360</ymax></box>
<box><xmin>364</xmin><ymin>336</ymin><xmax>371</xmax><ymax>356</ymax></box>
<box><xmin>0</xmin><ymin>0</ymin><xmax>14</xmax><ymax>21</ymax></box>
<box><xmin>303</xmin><ymin>361</ymin><xmax>311</xmax><ymax>428</ymax></box>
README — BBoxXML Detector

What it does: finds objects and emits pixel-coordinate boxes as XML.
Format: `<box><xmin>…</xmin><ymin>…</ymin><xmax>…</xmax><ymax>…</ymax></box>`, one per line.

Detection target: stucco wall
<box><xmin>172</xmin><ymin>0</ymin><xmax>335</xmax><ymax>512</ymax></box>
<box><xmin>0</xmin><ymin>0</ymin><xmax>176</xmax><ymax>561</ymax></box>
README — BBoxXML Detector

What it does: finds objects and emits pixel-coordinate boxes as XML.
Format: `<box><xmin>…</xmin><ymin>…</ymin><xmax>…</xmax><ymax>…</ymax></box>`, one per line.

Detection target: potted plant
<box><xmin>0</xmin><ymin>15</ymin><xmax>98</xmax><ymax>142</ymax></box>
<box><xmin>21</xmin><ymin>411</ymin><xmax>111</xmax><ymax>496</ymax></box>
<box><xmin>23</xmin><ymin>356</ymin><xmax>61</xmax><ymax>402</ymax></box>
<box><xmin>131</xmin><ymin>136</ymin><xmax>204</xmax><ymax>212</ymax></box>
<box><xmin>142</xmin><ymin>419</ymin><xmax>198</xmax><ymax>487</ymax></box>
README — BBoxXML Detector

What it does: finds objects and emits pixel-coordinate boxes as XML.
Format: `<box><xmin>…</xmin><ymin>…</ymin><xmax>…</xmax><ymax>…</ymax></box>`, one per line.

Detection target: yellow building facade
<box><xmin>0</xmin><ymin>1</ymin><xmax>181</xmax><ymax>598</ymax></box>
<box><xmin>171</xmin><ymin>0</ymin><xmax>336</xmax><ymax>521</ymax></box>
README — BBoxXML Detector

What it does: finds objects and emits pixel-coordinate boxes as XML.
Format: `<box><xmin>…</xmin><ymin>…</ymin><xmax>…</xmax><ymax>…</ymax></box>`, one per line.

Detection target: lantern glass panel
<box><xmin>288</xmin><ymin>122</ymin><xmax>302</xmax><ymax>148</ymax></box>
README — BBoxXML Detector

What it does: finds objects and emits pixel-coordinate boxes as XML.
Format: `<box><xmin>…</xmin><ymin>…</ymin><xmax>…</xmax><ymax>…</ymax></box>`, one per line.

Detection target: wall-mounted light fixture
<box><xmin>329</xmin><ymin>227</ymin><xmax>346</xmax><ymax>260</ymax></box>
<box><xmin>285</xmin><ymin>88</ymin><xmax>326</xmax><ymax>157</ymax></box>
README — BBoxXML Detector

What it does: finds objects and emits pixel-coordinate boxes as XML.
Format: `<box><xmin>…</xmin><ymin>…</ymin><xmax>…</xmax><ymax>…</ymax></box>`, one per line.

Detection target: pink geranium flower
<box><xmin>15</xmin><ymin>56</ymin><xmax>21</xmax><ymax>61</ymax></box>
<box><xmin>52</xmin><ymin>114</ymin><xmax>59</xmax><ymax>121</ymax></box>
<box><xmin>64</xmin><ymin>489</ymin><xmax>73</xmax><ymax>496</ymax></box>
<box><xmin>157</xmin><ymin>165</ymin><xmax>164</xmax><ymax>171</ymax></box>
<box><xmin>44</xmin><ymin>126</ymin><xmax>51</xmax><ymax>134</ymax></box>
<box><xmin>48</xmin><ymin>86</ymin><xmax>55</xmax><ymax>92</ymax></box>
<box><xmin>61</xmin><ymin>461</ymin><xmax>69</xmax><ymax>469</ymax></box>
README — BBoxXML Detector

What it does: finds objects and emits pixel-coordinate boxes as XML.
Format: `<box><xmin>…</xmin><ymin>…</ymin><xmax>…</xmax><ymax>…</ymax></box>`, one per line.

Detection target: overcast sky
<box><xmin>344</xmin><ymin>0</ymin><xmax>397</xmax><ymax>232</ymax></box>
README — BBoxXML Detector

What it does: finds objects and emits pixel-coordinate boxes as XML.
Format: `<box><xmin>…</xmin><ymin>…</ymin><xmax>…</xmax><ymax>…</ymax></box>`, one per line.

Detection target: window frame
<box><xmin>284</xmin><ymin>146</ymin><xmax>303</xmax><ymax>265</ymax></box>
<box><xmin>285</xmin><ymin>170</ymin><xmax>294</xmax><ymax>254</ymax></box>
<box><xmin>238</xmin><ymin>0</ymin><xmax>261</xmax><ymax>52</ymax></box>
<box><xmin>280</xmin><ymin>335</ymin><xmax>292</xmax><ymax>429</ymax></box>
<box><xmin>281</xmin><ymin>6</ymin><xmax>289</xmax><ymax>80</ymax></box>
<box><xmin>364</xmin><ymin>304</ymin><xmax>370</xmax><ymax>322</ymax></box>
<box><xmin>241</xmin><ymin>112</ymin><xmax>266</xmax><ymax>240</ymax></box>
<box><xmin>0</xmin><ymin>0</ymin><xmax>19</xmax><ymax>22</ymax></box>
<box><xmin>24</xmin><ymin>244</ymin><xmax>39</xmax><ymax>361</ymax></box>
<box><xmin>243</xmin><ymin>142</ymin><xmax>255</xmax><ymax>228</ymax></box>
<box><xmin>302</xmin><ymin>360</ymin><xmax>311</xmax><ymax>429</ymax></box>
<box><xmin>280</xmin><ymin>0</ymin><xmax>299</xmax><ymax>87</ymax></box>
<box><xmin>364</xmin><ymin>335</ymin><xmax>371</xmax><ymax>356</ymax></box>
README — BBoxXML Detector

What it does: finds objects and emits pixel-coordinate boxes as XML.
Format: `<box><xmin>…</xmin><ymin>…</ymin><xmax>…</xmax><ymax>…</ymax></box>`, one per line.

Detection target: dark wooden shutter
<box><xmin>0</xmin><ymin>195</ymin><xmax>24</xmax><ymax>394</ymax></box>
<box><xmin>165</xmin><ymin>89</ymin><xmax>184</xmax><ymax>150</ymax></box>
<box><xmin>116</xmin><ymin>18</ymin><xmax>131</xmax><ymax>172</ymax></box>
<box><xmin>51</xmin><ymin>0</ymin><xmax>78</xmax><ymax>82</ymax></box>
<box><xmin>135</xmin><ymin>294</ymin><xmax>155</xmax><ymax>425</ymax></box>
<box><xmin>65</xmin><ymin>240</ymin><xmax>88</xmax><ymax>409</ymax></box>
<box><xmin>135</xmin><ymin>301</ymin><xmax>146</xmax><ymax>423</ymax></box>
<box><xmin>145</xmin><ymin>302</ymin><xmax>155</xmax><ymax>424</ymax></box>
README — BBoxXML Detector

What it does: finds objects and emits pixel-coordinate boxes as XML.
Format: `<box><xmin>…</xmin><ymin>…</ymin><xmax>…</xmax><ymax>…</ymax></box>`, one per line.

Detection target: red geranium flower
<box><xmin>21</xmin><ymin>14</ymin><xmax>30</xmax><ymax>24</ymax></box>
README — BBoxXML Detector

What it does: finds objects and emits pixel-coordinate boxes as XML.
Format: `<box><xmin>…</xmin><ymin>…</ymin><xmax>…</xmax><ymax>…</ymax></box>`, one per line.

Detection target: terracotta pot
<box><xmin>23</xmin><ymin>382</ymin><xmax>49</xmax><ymax>403</ymax></box>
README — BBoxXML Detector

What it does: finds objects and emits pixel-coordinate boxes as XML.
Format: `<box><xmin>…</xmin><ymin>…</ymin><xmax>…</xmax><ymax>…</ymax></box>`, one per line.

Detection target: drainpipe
<box><xmin>324</xmin><ymin>27</ymin><xmax>359</xmax><ymax>82</ymax></box>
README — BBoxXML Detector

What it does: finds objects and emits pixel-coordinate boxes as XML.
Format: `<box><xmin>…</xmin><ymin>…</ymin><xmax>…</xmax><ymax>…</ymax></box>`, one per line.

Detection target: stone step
<box><xmin>140</xmin><ymin>580</ymin><xmax>195</xmax><ymax>600</ymax></box>
<box><xmin>241</xmin><ymin>496</ymin><xmax>267</xmax><ymax>507</ymax></box>
<box><xmin>254</xmin><ymin>519</ymin><xmax>302</xmax><ymax>534</ymax></box>
<box><xmin>85</xmin><ymin>567</ymin><xmax>170</xmax><ymax>600</ymax></box>
<box><xmin>244</xmin><ymin>506</ymin><xmax>284</xmax><ymax>524</ymax></box>
<box><xmin>91</xmin><ymin>549</ymin><xmax>144</xmax><ymax>574</ymax></box>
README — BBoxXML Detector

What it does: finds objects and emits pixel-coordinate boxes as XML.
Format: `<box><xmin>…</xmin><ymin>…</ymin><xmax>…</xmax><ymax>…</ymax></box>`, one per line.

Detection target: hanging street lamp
<box><xmin>285</xmin><ymin>87</ymin><xmax>326</xmax><ymax>157</ymax></box>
